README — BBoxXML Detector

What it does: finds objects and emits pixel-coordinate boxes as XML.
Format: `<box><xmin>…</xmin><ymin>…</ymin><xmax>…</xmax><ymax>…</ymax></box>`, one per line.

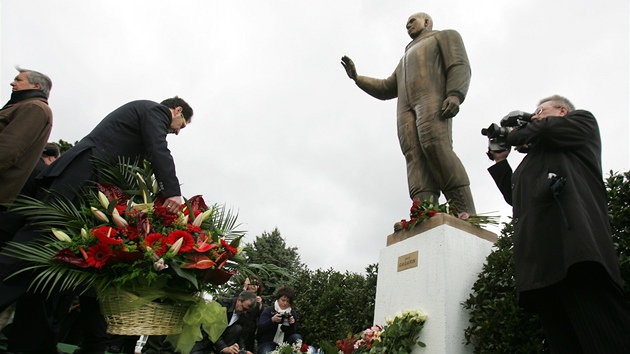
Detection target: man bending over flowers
<box><xmin>0</xmin><ymin>96</ymin><xmax>193</xmax><ymax>354</ymax></box>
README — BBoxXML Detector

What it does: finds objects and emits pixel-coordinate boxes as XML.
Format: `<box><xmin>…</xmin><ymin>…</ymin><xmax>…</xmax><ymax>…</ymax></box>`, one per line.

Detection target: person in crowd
<box><xmin>0</xmin><ymin>96</ymin><xmax>193</xmax><ymax>354</ymax></box>
<box><xmin>190</xmin><ymin>290</ymin><xmax>258</xmax><ymax>354</ymax></box>
<box><xmin>0</xmin><ymin>66</ymin><xmax>53</xmax><ymax>212</ymax></box>
<box><xmin>487</xmin><ymin>95</ymin><xmax>630</xmax><ymax>352</ymax></box>
<box><xmin>0</xmin><ymin>142</ymin><xmax>62</xmax><ymax>352</ymax></box>
<box><xmin>256</xmin><ymin>287</ymin><xmax>302</xmax><ymax>354</ymax></box>
<box><xmin>240</xmin><ymin>277</ymin><xmax>264</xmax><ymax>352</ymax></box>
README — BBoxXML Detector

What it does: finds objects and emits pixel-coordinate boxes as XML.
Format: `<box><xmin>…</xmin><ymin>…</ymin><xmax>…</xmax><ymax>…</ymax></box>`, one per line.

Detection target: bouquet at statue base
<box><xmin>396</xmin><ymin>197</ymin><xmax>499</xmax><ymax>231</ymax></box>
<box><xmin>3</xmin><ymin>158</ymin><xmax>249</xmax><ymax>353</ymax></box>
<box><xmin>336</xmin><ymin>308</ymin><xmax>427</xmax><ymax>354</ymax></box>
<box><xmin>269</xmin><ymin>339</ymin><xmax>314</xmax><ymax>354</ymax></box>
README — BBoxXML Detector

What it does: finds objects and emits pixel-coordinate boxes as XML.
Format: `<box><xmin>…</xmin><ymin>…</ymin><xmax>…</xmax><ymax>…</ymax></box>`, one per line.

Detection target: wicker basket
<box><xmin>99</xmin><ymin>290</ymin><xmax>190</xmax><ymax>335</ymax></box>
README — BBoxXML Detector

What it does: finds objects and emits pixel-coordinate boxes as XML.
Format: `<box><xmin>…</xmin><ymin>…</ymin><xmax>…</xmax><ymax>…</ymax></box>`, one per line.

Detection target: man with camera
<box><xmin>190</xmin><ymin>291</ymin><xmax>257</xmax><ymax>354</ymax></box>
<box><xmin>486</xmin><ymin>95</ymin><xmax>630</xmax><ymax>352</ymax></box>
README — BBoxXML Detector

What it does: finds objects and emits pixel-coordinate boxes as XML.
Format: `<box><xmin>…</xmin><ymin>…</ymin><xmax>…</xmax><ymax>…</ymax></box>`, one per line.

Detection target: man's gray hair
<box><xmin>538</xmin><ymin>95</ymin><xmax>575</xmax><ymax>112</ymax></box>
<box><xmin>15</xmin><ymin>66</ymin><xmax>52</xmax><ymax>98</ymax></box>
<box><xmin>239</xmin><ymin>290</ymin><xmax>257</xmax><ymax>305</ymax></box>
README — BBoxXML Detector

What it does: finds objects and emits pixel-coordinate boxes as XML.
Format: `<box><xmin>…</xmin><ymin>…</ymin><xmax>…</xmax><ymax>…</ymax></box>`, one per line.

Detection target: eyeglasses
<box><xmin>178</xmin><ymin>113</ymin><xmax>187</xmax><ymax>129</ymax></box>
<box><xmin>534</xmin><ymin>107</ymin><xmax>544</xmax><ymax>116</ymax></box>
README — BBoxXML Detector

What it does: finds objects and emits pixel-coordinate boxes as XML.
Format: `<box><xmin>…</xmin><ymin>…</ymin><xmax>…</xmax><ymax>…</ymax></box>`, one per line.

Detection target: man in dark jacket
<box><xmin>0</xmin><ymin>97</ymin><xmax>193</xmax><ymax>354</ymax></box>
<box><xmin>0</xmin><ymin>67</ymin><xmax>53</xmax><ymax>210</ymax></box>
<box><xmin>488</xmin><ymin>95</ymin><xmax>630</xmax><ymax>353</ymax></box>
<box><xmin>190</xmin><ymin>291</ymin><xmax>257</xmax><ymax>354</ymax></box>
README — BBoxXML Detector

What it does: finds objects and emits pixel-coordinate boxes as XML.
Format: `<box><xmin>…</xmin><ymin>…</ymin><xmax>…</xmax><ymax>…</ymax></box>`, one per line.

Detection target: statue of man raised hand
<box><xmin>342</xmin><ymin>12</ymin><xmax>476</xmax><ymax>214</ymax></box>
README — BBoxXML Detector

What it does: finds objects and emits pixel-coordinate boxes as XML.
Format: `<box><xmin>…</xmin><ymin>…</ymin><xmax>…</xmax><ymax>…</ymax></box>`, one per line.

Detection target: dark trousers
<box><xmin>529</xmin><ymin>263</ymin><xmax>630</xmax><ymax>354</ymax></box>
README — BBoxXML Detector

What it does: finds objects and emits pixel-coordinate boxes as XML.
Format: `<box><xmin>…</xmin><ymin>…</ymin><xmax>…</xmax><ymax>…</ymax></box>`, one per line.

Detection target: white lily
<box><xmin>90</xmin><ymin>207</ymin><xmax>109</xmax><ymax>223</ymax></box>
<box><xmin>111</xmin><ymin>208</ymin><xmax>129</xmax><ymax>228</ymax></box>
<box><xmin>192</xmin><ymin>208</ymin><xmax>213</xmax><ymax>227</ymax></box>
<box><xmin>80</xmin><ymin>228</ymin><xmax>88</xmax><ymax>239</ymax></box>
<box><xmin>97</xmin><ymin>191</ymin><xmax>110</xmax><ymax>209</ymax></box>
<box><xmin>169</xmin><ymin>237</ymin><xmax>184</xmax><ymax>255</ymax></box>
<box><xmin>153</xmin><ymin>258</ymin><xmax>168</xmax><ymax>271</ymax></box>
<box><xmin>51</xmin><ymin>228</ymin><xmax>72</xmax><ymax>242</ymax></box>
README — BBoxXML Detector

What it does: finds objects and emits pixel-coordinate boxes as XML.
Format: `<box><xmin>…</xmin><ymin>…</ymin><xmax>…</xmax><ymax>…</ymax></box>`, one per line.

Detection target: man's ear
<box><xmin>559</xmin><ymin>107</ymin><xmax>569</xmax><ymax>116</ymax></box>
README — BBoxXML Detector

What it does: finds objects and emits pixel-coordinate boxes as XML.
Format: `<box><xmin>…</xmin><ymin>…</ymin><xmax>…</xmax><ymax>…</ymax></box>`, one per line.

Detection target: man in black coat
<box><xmin>487</xmin><ymin>95</ymin><xmax>630</xmax><ymax>353</ymax></box>
<box><xmin>189</xmin><ymin>291</ymin><xmax>257</xmax><ymax>354</ymax></box>
<box><xmin>0</xmin><ymin>97</ymin><xmax>193</xmax><ymax>354</ymax></box>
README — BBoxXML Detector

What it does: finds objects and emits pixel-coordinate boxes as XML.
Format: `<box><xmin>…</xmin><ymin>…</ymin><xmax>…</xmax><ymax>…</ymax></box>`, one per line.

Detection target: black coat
<box><xmin>39</xmin><ymin>100</ymin><xmax>181</xmax><ymax>199</ymax></box>
<box><xmin>488</xmin><ymin>110</ymin><xmax>622</xmax><ymax>297</ymax></box>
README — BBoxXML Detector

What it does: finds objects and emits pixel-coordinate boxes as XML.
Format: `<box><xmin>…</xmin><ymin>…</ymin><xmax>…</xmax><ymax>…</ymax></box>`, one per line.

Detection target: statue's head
<box><xmin>406</xmin><ymin>13</ymin><xmax>433</xmax><ymax>39</ymax></box>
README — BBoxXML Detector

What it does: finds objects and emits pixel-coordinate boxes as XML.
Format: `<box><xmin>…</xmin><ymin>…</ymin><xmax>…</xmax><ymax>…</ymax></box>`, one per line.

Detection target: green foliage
<box><xmin>462</xmin><ymin>223</ymin><xmax>547</xmax><ymax>353</ymax></box>
<box><xmin>463</xmin><ymin>170</ymin><xmax>630</xmax><ymax>353</ymax></box>
<box><xmin>607</xmin><ymin>170</ymin><xmax>630</xmax><ymax>296</ymax></box>
<box><xmin>291</xmin><ymin>264</ymin><xmax>378</xmax><ymax>347</ymax></box>
<box><xmin>56</xmin><ymin>139</ymin><xmax>77</xmax><ymax>154</ymax></box>
<box><xmin>241</xmin><ymin>228</ymin><xmax>304</xmax><ymax>302</ymax></box>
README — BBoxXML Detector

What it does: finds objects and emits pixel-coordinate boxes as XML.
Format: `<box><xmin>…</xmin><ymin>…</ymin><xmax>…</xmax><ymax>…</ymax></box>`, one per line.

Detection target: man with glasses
<box><xmin>487</xmin><ymin>95</ymin><xmax>630</xmax><ymax>352</ymax></box>
<box><xmin>0</xmin><ymin>96</ymin><xmax>194</xmax><ymax>354</ymax></box>
<box><xmin>190</xmin><ymin>291</ymin><xmax>258</xmax><ymax>354</ymax></box>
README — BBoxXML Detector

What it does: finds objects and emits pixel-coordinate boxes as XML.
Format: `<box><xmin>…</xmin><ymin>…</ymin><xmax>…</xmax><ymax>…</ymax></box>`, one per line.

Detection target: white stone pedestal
<box><xmin>373</xmin><ymin>214</ymin><xmax>497</xmax><ymax>354</ymax></box>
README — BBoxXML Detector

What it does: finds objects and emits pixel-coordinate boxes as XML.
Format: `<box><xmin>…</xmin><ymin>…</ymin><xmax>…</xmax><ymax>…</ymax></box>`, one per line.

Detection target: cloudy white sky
<box><xmin>2</xmin><ymin>1</ymin><xmax>628</xmax><ymax>274</ymax></box>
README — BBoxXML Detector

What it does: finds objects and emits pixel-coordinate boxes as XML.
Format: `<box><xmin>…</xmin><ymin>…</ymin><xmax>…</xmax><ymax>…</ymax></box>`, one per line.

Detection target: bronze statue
<box><xmin>342</xmin><ymin>12</ymin><xmax>476</xmax><ymax>214</ymax></box>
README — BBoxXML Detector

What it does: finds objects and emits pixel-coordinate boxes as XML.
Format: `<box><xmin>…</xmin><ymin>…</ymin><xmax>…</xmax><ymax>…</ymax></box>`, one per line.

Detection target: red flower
<box><xmin>220</xmin><ymin>238</ymin><xmax>238</xmax><ymax>254</ymax></box>
<box><xmin>118</xmin><ymin>226</ymin><xmax>139</xmax><ymax>240</ymax></box>
<box><xmin>400</xmin><ymin>219</ymin><xmax>409</xmax><ymax>229</ymax></box>
<box><xmin>115</xmin><ymin>204</ymin><xmax>126</xmax><ymax>215</ymax></box>
<box><xmin>300</xmin><ymin>343</ymin><xmax>309</xmax><ymax>352</ymax></box>
<box><xmin>86</xmin><ymin>243</ymin><xmax>112</xmax><ymax>269</ymax></box>
<box><xmin>97</xmin><ymin>182</ymin><xmax>129</xmax><ymax>206</ymax></box>
<box><xmin>53</xmin><ymin>248</ymin><xmax>89</xmax><ymax>268</ymax></box>
<box><xmin>154</xmin><ymin>206</ymin><xmax>178</xmax><ymax>226</ymax></box>
<box><xmin>427</xmin><ymin>209</ymin><xmax>438</xmax><ymax>217</ymax></box>
<box><xmin>186</xmin><ymin>225</ymin><xmax>202</xmax><ymax>233</ymax></box>
<box><xmin>180</xmin><ymin>254</ymin><xmax>216</xmax><ymax>269</ymax></box>
<box><xmin>166</xmin><ymin>230</ymin><xmax>195</xmax><ymax>253</ymax></box>
<box><xmin>91</xmin><ymin>226</ymin><xmax>123</xmax><ymax>245</ymax></box>
<box><xmin>145</xmin><ymin>233</ymin><xmax>168</xmax><ymax>256</ymax></box>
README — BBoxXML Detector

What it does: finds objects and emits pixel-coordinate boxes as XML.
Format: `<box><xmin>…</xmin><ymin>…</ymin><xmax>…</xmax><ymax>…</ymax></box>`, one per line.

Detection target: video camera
<box><xmin>481</xmin><ymin>110</ymin><xmax>533</xmax><ymax>160</ymax></box>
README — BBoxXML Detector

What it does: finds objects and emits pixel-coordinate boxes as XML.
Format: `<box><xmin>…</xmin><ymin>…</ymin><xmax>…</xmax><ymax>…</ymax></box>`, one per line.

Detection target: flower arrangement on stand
<box><xmin>335</xmin><ymin>308</ymin><xmax>427</xmax><ymax>354</ymax></box>
<box><xmin>396</xmin><ymin>197</ymin><xmax>498</xmax><ymax>231</ymax></box>
<box><xmin>3</xmin><ymin>158</ymin><xmax>257</xmax><ymax>353</ymax></box>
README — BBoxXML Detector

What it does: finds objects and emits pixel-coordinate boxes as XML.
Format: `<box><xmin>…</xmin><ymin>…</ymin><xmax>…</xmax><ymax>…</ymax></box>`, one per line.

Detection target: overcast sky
<box><xmin>2</xmin><ymin>0</ymin><xmax>628</xmax><ymax>274</ymax></box>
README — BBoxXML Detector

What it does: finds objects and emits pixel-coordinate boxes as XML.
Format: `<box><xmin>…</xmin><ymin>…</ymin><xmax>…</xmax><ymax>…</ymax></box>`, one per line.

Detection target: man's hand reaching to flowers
<box><xmin>163</xmin><ymin>195</ymin><xmax>182</xmax><ymax>213</ymax></box>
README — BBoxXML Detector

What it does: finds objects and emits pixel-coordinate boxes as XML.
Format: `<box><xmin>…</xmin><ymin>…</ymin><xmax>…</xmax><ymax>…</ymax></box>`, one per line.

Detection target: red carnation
<box><xmin>145</xmin><ymin>233</ymin><xmax>168</xmax><ymax>256</ymax></box>
<box><xmin>117</xmin><ymin>226</ymin><xmax>139</xmax><ymax>240</ymax></box>
<box><xmin>86</xmin><ymin>243</ymin><xmax>112</xmax><ymax>269</ymax></box>
<box><xmin>186</xmin><ymin>224</ymin><xmax>202</xmax><ymax>233</ymax></box>
<box><xmin>427</xmin><ymin>209</ymin><xmax>438</xmax><ymax>217</ymax></box>
<box><xmin>166</xmin><ymin>230</ymin><xmax>195</xmax><ymax>253</ymax></box>
<box><xmin>154</xmin><ymin>206</ymin><xmax>178</xmax><ymax>226</ymax></box>
<box><xmin>220</xmin><ymin>238</ymin><xmax>238</xmax><ymax>254</ymax></box>
<box><xmin>300</xmin><ymin>343</ymin><xmax>309</xmax><ymax>352</ymax></box>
